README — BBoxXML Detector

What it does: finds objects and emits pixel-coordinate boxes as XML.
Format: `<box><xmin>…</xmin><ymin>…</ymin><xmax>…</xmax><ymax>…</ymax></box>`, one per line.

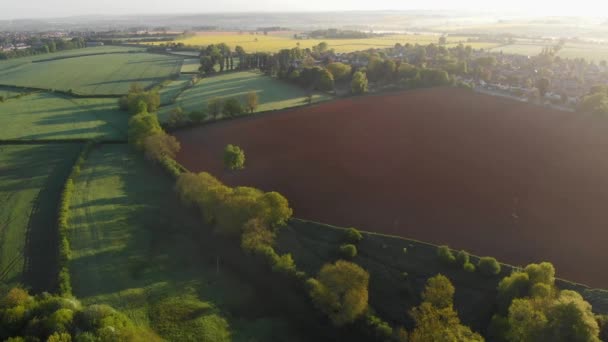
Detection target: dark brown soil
<box><xmin>175</xmin><ymin>88</ymin><xmax>608</xmax><ymax>288</ymax></box>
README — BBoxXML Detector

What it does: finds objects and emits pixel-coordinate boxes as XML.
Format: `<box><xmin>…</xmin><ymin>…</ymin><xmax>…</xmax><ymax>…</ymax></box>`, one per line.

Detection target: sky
<box><xmin>1</xmin><ymin>0</ymin><xmax>606</xmax><ymax>20</ymax></box>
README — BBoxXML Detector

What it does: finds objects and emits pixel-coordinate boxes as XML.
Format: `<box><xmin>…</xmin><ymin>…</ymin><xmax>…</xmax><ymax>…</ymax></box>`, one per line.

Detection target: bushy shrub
<box><xmin>478</xmin><ymin>257</ymin><xmax>501</xmax><ymax>276</ymax></box>
<box><xmin>223</xmin><ymin>144</ymin><xmax>245</xmax><ymax>171</ymax></box>
<box><xmin>222</xmin><ymin>97</ymin><xmax>244</xmax><ymax>117</ymax></box>
<box><xmin>437</xmin><ymin>245</ymin><xmax>456</xmax><ymax>265</ymax></box>
<box><xmin>463</xmin><ymin>262</ymin><xmax>476</xmax><ymax>273</ymax></box>
<box><xmin>308</xmin><ymin>261</ymin><xmax>369</xmax><ymax>326</ymax></box>
<box><xmin>272</xmin><ymin>253</ymin><xmax>297</xmax><ymax>276</ymax></box>
<box><xmin>189</xmin><ymin>111</ymin><xmax>207</xmax><ymax>123</ymax></box>
<box><xmin>345</xmin><ymin>228</ymin><xmax>363</xmax><ymax>243</ymax></box>
<box><xmin>365</xmin><ymin>313</ymin><xmax>393</xmax><ymax>340</ymax></box>
<box><xmin>455</xmin><ymin>250</ymin><xmax>469</xmax><ymax>266</ymax></box>
<box><xmin>339</xmin><ymin>244</ymin><xmax>357</xmax><ymax>259</ymax></box>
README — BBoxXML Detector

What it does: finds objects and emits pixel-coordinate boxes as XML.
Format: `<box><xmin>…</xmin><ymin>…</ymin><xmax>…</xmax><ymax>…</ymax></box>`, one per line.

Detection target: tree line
<box><xmin>0</xmin><ymin>37</ymin><xmax>87</xmax><ymax>60</ymax></box>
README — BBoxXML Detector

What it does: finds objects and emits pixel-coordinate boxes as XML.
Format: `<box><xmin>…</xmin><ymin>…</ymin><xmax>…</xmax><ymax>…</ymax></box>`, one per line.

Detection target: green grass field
<box><xmin>489</xmin><ymin>43</ymin><xmax>545</xmax><ymax>56</ymax></box>
<box><xmin>0</xmin><ymin>93</ymin><xmax>127</xmax><ymax>140</ymax></box>
<box><xmin>158</xmin><ymin>71</ymin><xmax>331</xmax><ymax>121</ymax></box>
<box><xmin>181</xmin><ymin>58</ymin><xmax>201</xmax><ymax>73</ymax></box>
<box><xmin>159</xmin><ymin>76</ymin><xmax>194</xmax><ymax>106</ymax></box>
<box><xmin>0</xmin><ymin>46</ymin><xmax>146</xmax><ymax>74</ymax></box>
<box><xmin>0</xmin><ymin>144</ymin><xmax>81</xmax><ymax>290</ymax></box>
<box><xmin>0</xmin><ymin>86</ymin><xmax>24</xmax><ymax>100</ymax></box>
<box><xmin>67</xmin><ymin>144</ymin><xmax>306</xmax><ymax>341</ymax></box>
<box><xmin>0</xmin><ymin>52</ymin><xmax>181</xmax><ymax>96</ymax></box>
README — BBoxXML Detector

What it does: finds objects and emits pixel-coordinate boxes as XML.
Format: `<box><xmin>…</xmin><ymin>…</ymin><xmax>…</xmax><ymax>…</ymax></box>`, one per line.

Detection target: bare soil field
<box><xmin>175</xmin><ymin>88</ymin><xmax>608</xmax><ymax>288</ymax></box>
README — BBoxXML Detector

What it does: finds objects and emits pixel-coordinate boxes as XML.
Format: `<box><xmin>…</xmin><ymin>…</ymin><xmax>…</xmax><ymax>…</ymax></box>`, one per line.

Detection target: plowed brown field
<box><xmin>175</xmin><ymin>88</ymin><xmax>608</xmax><ymax>288</ymax></box>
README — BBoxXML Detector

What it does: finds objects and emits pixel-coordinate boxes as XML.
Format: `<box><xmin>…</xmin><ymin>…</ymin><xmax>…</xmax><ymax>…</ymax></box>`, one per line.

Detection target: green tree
<box><xmin>351</xmin><ymin>71</ymin><xmax>368</xmax><ymax>94</ymax></box>
<box><xmin>507</xmin><ymin>298</ymin><xmax>548</xmax><ymax>342</ymax></box>
<box><xmin>317</xmin><ymin>68</ymin><xmax>335</xmax><ymax>91</ymax></box>
<box><xmin>536</xmin><ymin>78</ymin><xmax>550</xmax><ymax>98</ymax></box>
<box><xmin>326</xmin><ymin>62</ymin><xmax>352</xmax><ymax>82</ymax></box>
<box><xmin>246</xmin><ymin>91</ymin><xmax>259</xmax><ymax>113</ymax></box>
<box><xmin>339</xmin><ymin>244</ymin><xmax>357</xmax><ymax>259</ymax></box>
<box><xmin>308</xmin><ymin>260</ymin><xmax>369</xmax><ymax>326</ymax></box>
<box><xmin>224</xmin><ymin>144</ymin><xmax>245</xmax><ymax>171</ymax></box>
<box><xmin>142</xmin><ymin>133</ymin><xmax>181</xmax><ymax>162</ymax></box>
<box><xmin>207</xmin><ymin>97</ymin><xmax>223</xmax><ymax>120</ymax></box>
<box><xmin>222</xmin><ymin>98</ymin><xmax>244</xmax><ymax>117</ymax></box>
<box><xmin>128</xmin><ymin>112</ymin><xmax>163</xmax><ymax>148</ymax></box>
<box><xmin>478</xmin><ymin>257</ymin><xmax>501</xmax><ymax>276</ymax></box>
<box><xmin>422</xmin><ymin>274</ymin><xmax>455</xmax><ymax>309</ymax></box>
<box><xmin>199</xmin><ymin>56</ymin><xmax>215</xmax><ymax>74</ymax></box>
<box><xmin>409</xmin><ymin>303</ymin><xmax>484</xmax><ymax>342</ymax></box>
<box><xmin>167</xmin><ymin>107</ymin><xmax>187</xmax><ymax>128</ymax></box>
<box><xmin>189</xmin><ymin>111</ymin><xmax>207</xmax><ymax>123</ymax></box>
<box><xmin>119</xmin><ymin>83</ymin><xmax>160</xmax><ymax>114</ymax></box>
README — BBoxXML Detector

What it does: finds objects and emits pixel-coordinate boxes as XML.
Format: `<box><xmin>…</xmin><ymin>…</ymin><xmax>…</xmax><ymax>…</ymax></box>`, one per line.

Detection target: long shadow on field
<box><xmin>22</xmin><ymin>144</ymin><xmax>82</xmax><ymax>293</ymax></box>
<box><xmin>69</xmin><ymin>146</ymin><xmax>342</xmax><ymax>341</ymax></box>
<box><xmin>85</xmin><ymin>77</ymin><xmax>165</xmax><ymax>87</ymax></box>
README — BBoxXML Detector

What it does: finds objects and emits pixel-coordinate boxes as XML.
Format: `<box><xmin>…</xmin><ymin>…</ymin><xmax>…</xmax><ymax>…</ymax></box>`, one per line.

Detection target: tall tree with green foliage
<box><xmin>224</xmin><ymin>144</ymin><xmax>245</xmax><ymax>171</ymax></box>
<box><xmin>307</xmin><ymin>260</ymin><xmax>369</xmax><ymax>326</ymax></box>
<box><xmin>351</xmin><ymin>71</ymin><xmax>368</xmax><ymax>94</ymax></box>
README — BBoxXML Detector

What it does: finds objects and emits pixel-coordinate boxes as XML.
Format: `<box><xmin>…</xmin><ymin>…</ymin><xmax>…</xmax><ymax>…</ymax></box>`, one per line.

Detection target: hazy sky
<box><xmin>1</xmin><ymin>0</ymin><xmax>606</xmax><ymax>20</ymax></box>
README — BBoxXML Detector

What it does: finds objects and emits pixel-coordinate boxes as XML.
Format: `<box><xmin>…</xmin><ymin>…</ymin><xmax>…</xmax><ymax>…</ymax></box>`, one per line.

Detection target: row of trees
<box><xmin>0</xmin><ymin>37</ymin><xmax>87</xmax><ymax>60</ymax></box>
<box><xmin>166</xmin><ymin>92</ymin><xmax>259</xmax><ymax>129</ymax></box>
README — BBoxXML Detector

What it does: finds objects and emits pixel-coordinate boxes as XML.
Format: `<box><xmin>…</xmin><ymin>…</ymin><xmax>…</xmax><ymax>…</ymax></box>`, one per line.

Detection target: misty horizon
<box><xmin>1</xmin><ymin>0</ymin><xmax>607</xmax><ymax>21</ymax></box>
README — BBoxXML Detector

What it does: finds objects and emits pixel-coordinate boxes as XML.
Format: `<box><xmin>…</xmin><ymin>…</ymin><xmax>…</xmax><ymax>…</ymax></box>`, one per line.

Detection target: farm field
<box><xmin>67</xmin><ymin>144</ymin><xmax>309</xmax><ymax>340</ymax></box>
<box><xmin>158</xmin><ymin>75</ymin><xmax>194</xmax><ymax>106</ymax></box>
<box><xmin>175</xmin><ymin>87</ymin><xmax>608</xmax><ymax>288</ymax></box>
<box><xmin>0</xmin><ymin>46</ymin><xmax>146</xmax><ymax>74</ymax></box>
<box><xmin>0</xmin><ymin>52</ymin><xmax>181</xmax><ymax>95</ymax></box>
<box><xmin>490</xmin><ymin>42</ymin><xmax>608</xmax><ymax>62</ymax></box>
<box><xmin>489</xmin><ymin>43</ymin><xmax>545</xmax><ymax>56</ymax></box>
<box><xmin>0</xmin><ymin>144</ymin><xmax>81</xmax><ymax>290</ymax></box>
<box><xmin>181</xmin><ymin>58</ymin><xmax>201</xmax><ymax>73</ymax></box>
<box><xmin>153</xmin><ymin>32</ymin><xmax>498</xmax><ymax>53</ymax></box>
<box><xmin>0</xmin><ymin>93</ymin><xmax>127</xmax><ymax>140</ymax></box>
<box><xmin>157</xmin><ymin>71</ymin><xmax>331</xmax><ymax>121</ymax></box>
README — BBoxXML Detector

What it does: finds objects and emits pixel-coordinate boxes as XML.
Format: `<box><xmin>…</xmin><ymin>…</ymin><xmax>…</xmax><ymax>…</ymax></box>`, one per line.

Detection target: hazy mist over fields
<box><xmin>2</xmin><ymin>0</ymin><xmax>607</xmax><ymax>19</ymax></box>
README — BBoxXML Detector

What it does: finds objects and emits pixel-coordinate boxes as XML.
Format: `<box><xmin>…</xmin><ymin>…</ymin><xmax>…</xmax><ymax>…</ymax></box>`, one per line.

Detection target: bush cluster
<box><xmin>119</xmin><ymin>83</ymin><xmax>160</xmax><ymax>114</ymax></box>
<box><xmin>478</xmin><ymin>257</ymin><xmax>501</xmax><ymax>276</ymax></box>
<box><xmin>0</xmin><ymin>287</ymin><xmax>157</xmax><ymax>341</ymax></box>
<box><xmin>437</xmin><ymin>245</ymin><xmax>456</xmax><ymax>265</ymax></box>
<box><xmin>339</xmin><ymin>244</ymin><xmax>358</xmax><ymax>259</ymax></box>
<box><xmin>345</xmin><ymin>227</ymin><xmax>363</xmax><ymax>243</ymax></box>
<box><xmin>56</xmin><ymin>141</ymin><xmax>95</xmax><ymax>295</ymax></box>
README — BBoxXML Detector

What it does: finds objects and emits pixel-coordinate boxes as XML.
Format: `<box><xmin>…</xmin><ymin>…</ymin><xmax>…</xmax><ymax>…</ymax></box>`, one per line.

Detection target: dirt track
<box><xmin>175</xmin><ymin>88</ymin><xmax>608</xmax><ymax>288</ymax></box>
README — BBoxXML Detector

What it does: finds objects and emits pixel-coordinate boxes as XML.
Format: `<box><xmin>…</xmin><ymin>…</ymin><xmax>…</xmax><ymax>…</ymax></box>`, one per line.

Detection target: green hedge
<box><xmin>56</xmin><ymin>141</ymin><xmax>96</xmax><ymax>295</ymax></box>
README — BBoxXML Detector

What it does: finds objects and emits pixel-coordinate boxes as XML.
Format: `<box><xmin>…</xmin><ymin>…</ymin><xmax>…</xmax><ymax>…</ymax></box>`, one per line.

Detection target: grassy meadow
<box><xmin>0</xmin><ymin>46</ymin><xmax>145</xmax><ymax>74</ymax></box>
<box><xmin>158</xmin><ymin>71</ymin><xmax>331</xmax><ymax>121</ymax></box>
<box><xmin>153</xmin><ymin>32</ymin><xmax>498</xmax><ymax>53</ymax></box>
<box><xmin>0</xmin><ymin>52</ymin><xmax>181</xmax><ymax>95</ymax></box>
<box><xmin>67</xmin><ymin>144</ymin><xmax>306</xmax><ymax>341</ymax></box>
<box><xmin>181</xmin><ymin>58</ymin><xmax>201</xmax><ymax>73</ymax></box>
<box><xmin>0</xmin><ymin>144</ymin><xmax>81</xmax><ymax>290</ymax></box>
<box><xmin>0</xmin><ymin>93</ymin><xmax>127</xmax><ymax>140</ymax></box>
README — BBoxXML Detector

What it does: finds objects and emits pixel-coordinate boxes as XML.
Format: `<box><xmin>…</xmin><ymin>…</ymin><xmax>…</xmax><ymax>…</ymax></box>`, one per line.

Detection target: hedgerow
<box><xmin>56</xmin><ymin>141</ymin><xmax>96</xmax><ymax>295</ymax></box>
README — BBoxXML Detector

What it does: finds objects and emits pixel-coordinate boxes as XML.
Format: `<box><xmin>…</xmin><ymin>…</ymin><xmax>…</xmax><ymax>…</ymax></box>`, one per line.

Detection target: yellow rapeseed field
<box><xmin>151</xmin><ymin>32</ymin><xmax>499</xmax><ymax>53</ymax></box>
